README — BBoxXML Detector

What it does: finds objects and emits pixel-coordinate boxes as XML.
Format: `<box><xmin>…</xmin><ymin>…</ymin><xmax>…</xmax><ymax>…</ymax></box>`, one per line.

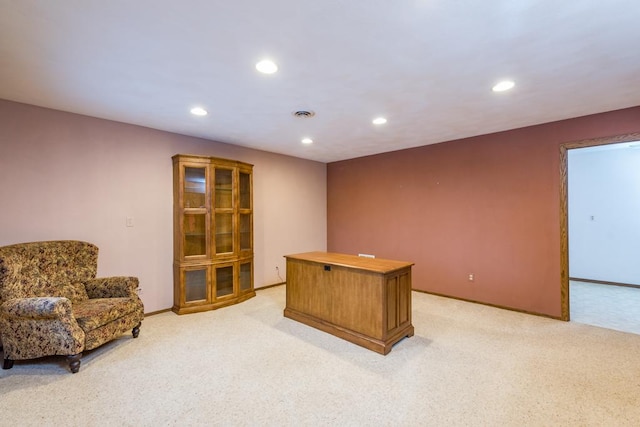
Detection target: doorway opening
<box><xmin>559</xmin><ymin>132</ymin><xmax>640</xmax><ymax>333</ymax></box>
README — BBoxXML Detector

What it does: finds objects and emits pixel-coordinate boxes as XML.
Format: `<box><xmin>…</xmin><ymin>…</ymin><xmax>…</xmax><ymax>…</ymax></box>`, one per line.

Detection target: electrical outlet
<box><xmin>468</xmin><ymin>274</ymin><xmax>474</xmax><ymax>281</ymax></box>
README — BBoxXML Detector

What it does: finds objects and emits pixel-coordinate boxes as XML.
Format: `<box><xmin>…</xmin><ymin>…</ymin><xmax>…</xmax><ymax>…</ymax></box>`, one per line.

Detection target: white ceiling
<box><xmin>1</xmin><ymin>1</ymin><xmax>639</xmax><ymax>163</ymax></box>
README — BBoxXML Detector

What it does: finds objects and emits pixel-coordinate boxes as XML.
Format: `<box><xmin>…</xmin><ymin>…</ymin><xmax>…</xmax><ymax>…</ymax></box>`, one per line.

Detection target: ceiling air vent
<box><xmin>292</xmin><ymin>110</ymin><xmax>315</xmax><ymax>118</ymax></box>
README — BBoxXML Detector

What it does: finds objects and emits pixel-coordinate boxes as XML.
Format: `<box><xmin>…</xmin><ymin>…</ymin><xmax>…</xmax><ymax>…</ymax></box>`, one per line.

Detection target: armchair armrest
<box><xmin>84</xmin><ymin>276</ymin><xmax>139</xmax><ymax>299</ymax></box>
<box><xmin>1</xmin><ymin>297</ymin><xmax>73</xmax><ymax>320</ymax></box>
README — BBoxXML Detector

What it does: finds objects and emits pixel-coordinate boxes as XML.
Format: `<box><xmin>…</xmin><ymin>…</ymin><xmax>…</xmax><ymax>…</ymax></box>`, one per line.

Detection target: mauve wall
<box><xmin>0</xmin><ymin>99</ymin><xmax>327</xmax><ymax>313</ymax></box>
<box><xmin>327</xmin><ymin>106</ymin><xmax>640</xmax><ymax>318</ymax></box>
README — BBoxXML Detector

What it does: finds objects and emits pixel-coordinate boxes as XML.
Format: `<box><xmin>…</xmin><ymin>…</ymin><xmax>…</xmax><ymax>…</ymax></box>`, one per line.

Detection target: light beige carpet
<box><xmin>2</xmin><ymin>285</ymin><xmax>640</xmax><ymax>426</ymax></box>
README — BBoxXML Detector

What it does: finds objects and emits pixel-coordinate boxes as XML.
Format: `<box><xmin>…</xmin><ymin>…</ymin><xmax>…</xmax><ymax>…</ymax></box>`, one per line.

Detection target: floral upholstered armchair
<box><xmin>0</xmin><ymin>240</ymin><xmax>144</xmax><ymax>373</ymax></box>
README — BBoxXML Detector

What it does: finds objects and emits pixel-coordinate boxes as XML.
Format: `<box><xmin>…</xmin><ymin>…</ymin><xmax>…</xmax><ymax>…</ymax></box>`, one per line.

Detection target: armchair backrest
<box><xmin>0</xmin><ymin>240</ymin><xmax>98</xmax><ymax>304</ymax></box>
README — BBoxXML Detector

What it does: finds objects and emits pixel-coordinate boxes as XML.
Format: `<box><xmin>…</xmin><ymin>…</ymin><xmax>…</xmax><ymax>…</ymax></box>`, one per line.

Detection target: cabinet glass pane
<box><xmin>215</xmin><ymin>169</ymin><xmax>233</xmax><ymax>209</ymax></box>
<box><xmin>215</xmin><ymin>213</ymin><xmax>234</xmax><ymax>254</ymax></box>
<box><xmin>184</xmin><ymin>167</ymin><xmax>206</xmax><ymax>208</ymax></box>
<box><xmin>184</xmin><ymin>214</ymin><xmax>206</xmax><ymax>256</ymax></box>
<box><xmin>239</xmin><ymin>172</ymin><xmax>251</xmax><ymax>209</ymax></box>
<box><xmin>185</xmin><ymin>269</ymin><xmax>207</xmax><ymax>302</ymax></box>
<box><xmin>240</xmin><ymin>261</ymin><xmax>252</xmax><ymax>291</ymax></box>
<box><xmin>239</xmin><ymin>214</ymin><xmax>251</xmax><ymax>251</ymax></box>
<box><xmin>216</xmin><ymin>265</ymin><xmax>234</xmax><ymax>297</ymax></box>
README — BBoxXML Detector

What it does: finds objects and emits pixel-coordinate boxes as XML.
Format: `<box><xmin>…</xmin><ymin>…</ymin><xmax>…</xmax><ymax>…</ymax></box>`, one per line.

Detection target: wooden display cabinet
<box><xmin>172</xmin><ymin>154</ymin><xmax>255</xmax><ymax>314</ymax></box>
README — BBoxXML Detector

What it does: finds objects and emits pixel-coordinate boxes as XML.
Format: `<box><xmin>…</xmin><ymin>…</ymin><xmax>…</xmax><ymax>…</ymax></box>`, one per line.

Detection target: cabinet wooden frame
<box><xmin>172</xmin><ymin>154</ymin><xmax>255</xmax><ymax>315</ymax></box>
<box><xmin>174</xmin><ymin>263</ymin><xmax>211</xmax><ymax>308</ymax></box>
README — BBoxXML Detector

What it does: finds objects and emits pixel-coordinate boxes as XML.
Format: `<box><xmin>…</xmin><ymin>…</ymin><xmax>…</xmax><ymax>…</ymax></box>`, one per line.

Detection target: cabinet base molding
<box><xmin>284</xmin><ymin>307</ymin><xmax>414</xmax><ymax>355</ymax></box>
<box><xmin>172</xmin><ymin>291</ymin><xmax>256</xmax><ymax>315</ymax></box>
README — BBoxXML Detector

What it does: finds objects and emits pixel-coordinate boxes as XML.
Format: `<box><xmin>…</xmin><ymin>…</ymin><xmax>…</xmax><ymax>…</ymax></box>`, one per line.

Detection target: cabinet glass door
<box><xmin>184</xmin><ymin>268</ymin><xmax>208</xmax><ymax>303</ymax></box>
<box><xmin>239</xmin><ymin>213</ymin><xmax>251</xmax><ymax>251</ymax></box>
<box><xmin>239</xmin><ymin>261</ymin><xmax>252</xmax><ymax>291</ymax></box>
<box><xmin>239</xmin><ymin>171</ymin><xmax>251</xmax><ymax>209</ymax></box>
<box><xmin>215</xmin><ymin>168</ymin><xmax>233</xmax><ymax>209</ymax></box>
<box><xmin>184</xmin><ymin>214</ymin><xmax>206</xmax><ymax>257</ymax></box>
<box><xmin>215</xmin><ymin>264</ymin><xmax>234</xmax><ymax>298</ymax></box>
<box><xmin>184</xmin><ymin>167</ymin><xmax>206</xmax><ymax>208</ymax></box>
<box><xmin>215</xmin><ymin>213</ymin><xmax>234</xmax><ymax>254</ymax></box>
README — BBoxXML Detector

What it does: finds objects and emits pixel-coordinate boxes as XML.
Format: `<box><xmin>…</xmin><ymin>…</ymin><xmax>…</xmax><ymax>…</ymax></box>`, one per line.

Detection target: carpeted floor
<box><xmin>2</xmin><ymin>285</ymin><xmax>640</xmax><ymax>426</ymax></box>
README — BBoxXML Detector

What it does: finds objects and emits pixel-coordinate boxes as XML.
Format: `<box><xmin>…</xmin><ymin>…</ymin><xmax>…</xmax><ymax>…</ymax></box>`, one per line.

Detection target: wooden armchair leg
<box><xmin>3</xmin><ymin>358</ymin><xmax>14</xmax><ymax>370</ymax></box>
<box><xmin>67</xmin><ymin>354</ymin><xmax>81</xmax><ymax>373</ymax></box>
<box><xmin>132</xmin><ymin>323</ymin><xmax>141</xmax><ymax>338</ymax></box>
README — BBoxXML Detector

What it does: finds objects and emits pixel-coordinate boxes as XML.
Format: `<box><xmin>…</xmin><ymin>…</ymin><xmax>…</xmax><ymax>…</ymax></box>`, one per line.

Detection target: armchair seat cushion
<box><xmin>73</xmin><ymin>297</ymin><xmax>140</xmax><ymax>332</ymax></box>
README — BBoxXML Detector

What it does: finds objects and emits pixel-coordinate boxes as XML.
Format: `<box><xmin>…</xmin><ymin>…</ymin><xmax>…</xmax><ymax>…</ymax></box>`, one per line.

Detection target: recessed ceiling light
<box><xmin>492</xmin><ymin>80</ymin><xmax>515</xmax><ymax>92</ymax></box>
<box><xmin>190</xmin><ymin>107</ymin><xmax>208</xmax><ymax>116</ymax></box>
<box><xmin>256</xmin><ymin>59</ymin><xmax>278</xmax><ymax>74</ymax></box>
<box><xmin>301</xmin><ymin>137</ymin><xmax>313</xmax><ymax>144</ymax></box>
<box><xmin>372</xmin><ymin>117</ymin><xmax>387</xmax><ymax>125</ymax></box>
